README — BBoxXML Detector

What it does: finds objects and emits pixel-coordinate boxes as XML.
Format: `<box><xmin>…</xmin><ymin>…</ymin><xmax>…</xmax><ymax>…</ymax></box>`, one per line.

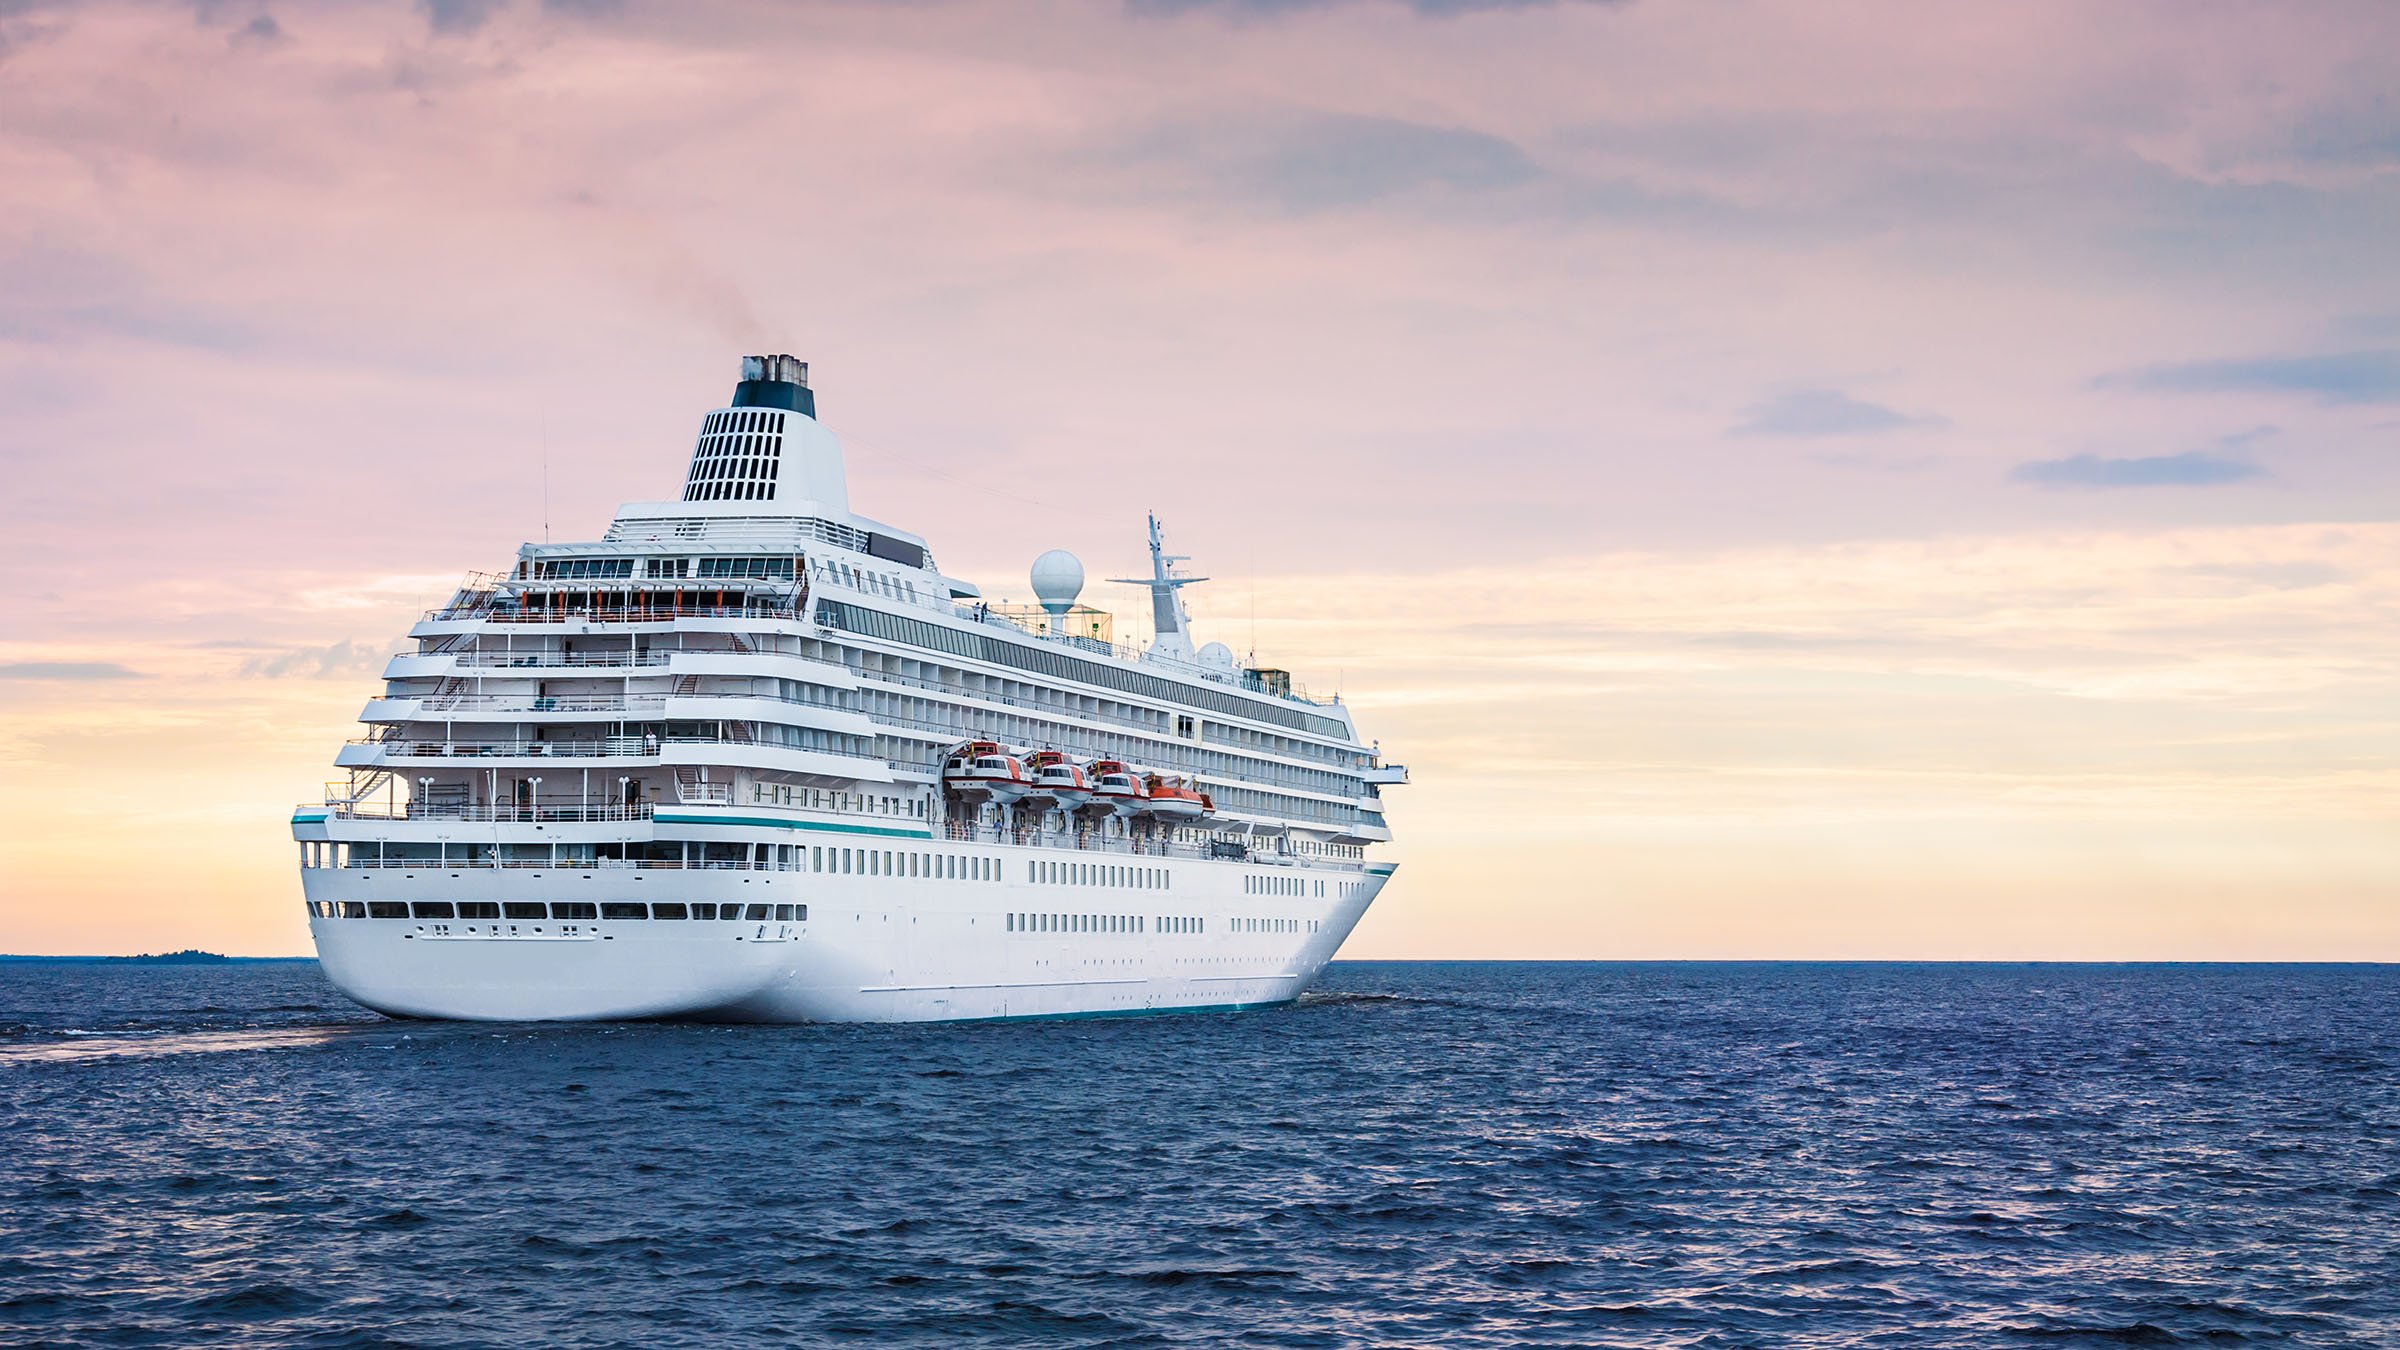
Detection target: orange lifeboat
<box><xmin>1142</xmin><ymin>774</ymin><xmax>1212</xmax><ymax>823</ymax></box>
<box><xmin>1021</xmin><ymin>749</ymin><xmax>1093</xmax><ymax>813</ymax></box>
<box><xmin>942</xmin><ymin>740</ymin><xmax>1029</xmax><ymax>804</ymax></box>
<box><xmin>1087</xmin><ymin>759</ymin><xmax>1149</xmax><ymax>818</ymax></box>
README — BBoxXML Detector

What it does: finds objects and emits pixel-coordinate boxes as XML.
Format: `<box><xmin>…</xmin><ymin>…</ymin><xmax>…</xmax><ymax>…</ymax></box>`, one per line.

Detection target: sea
<box><xmin>1</xmin><ymin>961</ymin><xmax>2395</xmax><ymax>1349</ymax></box>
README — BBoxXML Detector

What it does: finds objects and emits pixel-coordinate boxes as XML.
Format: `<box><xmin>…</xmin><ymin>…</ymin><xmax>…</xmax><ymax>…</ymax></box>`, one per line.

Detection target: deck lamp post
<box><xmin>619</xmin><ymin>776</ymin><xmax>631</xmax><ymax>818</ymax></box>
<box><xmin>416</xmin><ymin>777</ymin><xmax>432</xmax><ymax>819</ymax></box>
<box><xmin>528</xmin><ymin>776</ymin><xmax>542</xmax><ymax>822</ymax></box>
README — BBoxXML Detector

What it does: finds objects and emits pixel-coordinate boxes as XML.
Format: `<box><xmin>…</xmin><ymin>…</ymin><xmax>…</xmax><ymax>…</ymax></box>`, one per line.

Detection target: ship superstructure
<box><xmin>291</xmin><ymin>355</ymin><xmax>1405</xmax><ymax>1022</ymax></box>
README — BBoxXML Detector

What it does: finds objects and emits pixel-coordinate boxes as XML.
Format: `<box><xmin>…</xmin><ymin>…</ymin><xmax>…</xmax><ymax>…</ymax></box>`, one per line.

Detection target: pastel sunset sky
<box><xmin>2</xmin><ymin>0</ymin><xmax>2397</xmax><ymax>957</ymax></box>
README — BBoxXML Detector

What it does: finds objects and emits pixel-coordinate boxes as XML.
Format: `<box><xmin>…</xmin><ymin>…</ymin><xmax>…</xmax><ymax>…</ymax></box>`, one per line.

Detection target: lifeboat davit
<box><xmin>1087</xmin><ymin>759</ymin><xmax>1149</xmax><ymax>818</ymax></box>
<box><xmin>1020</xmin><ymin>749</ymin><xmax>1092</xmax><ymax>813</ymax></box>
<box><xmin>1143</xmin><ymin>774</ymin><xmax>1212</xmax><ymax>823</ymax></box>
<box><xmin>942</xmin><ymin>741</ymin><xmax>1029</xmax><ymax>803</ymax></box>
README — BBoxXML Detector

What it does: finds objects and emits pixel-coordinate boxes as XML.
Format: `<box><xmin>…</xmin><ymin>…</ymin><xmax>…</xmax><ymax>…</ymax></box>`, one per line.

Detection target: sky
<box><xmin>1</xmin><ymin>0</ymin><xmax>2397</xmax><ymax>958</ymax></box>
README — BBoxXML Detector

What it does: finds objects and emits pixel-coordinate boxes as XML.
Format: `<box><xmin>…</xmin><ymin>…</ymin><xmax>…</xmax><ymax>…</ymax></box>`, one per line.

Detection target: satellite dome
<box><xmin>1030</xmin><ymin>549</ymin><xmax>1084</xmax><ymax>618</ymax></box>
<box><xmin>1198</xmin><ymin>641</ymin><xmax>1235</xmax><ymax>669</ymax></box>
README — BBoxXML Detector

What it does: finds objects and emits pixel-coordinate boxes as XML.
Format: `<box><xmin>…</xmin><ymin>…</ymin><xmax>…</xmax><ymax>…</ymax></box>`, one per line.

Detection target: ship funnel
<box><xmin>679</xmin><ymin>354</ymin><xmax>846</xmax><ymax>513</ymax></box>
<box><xmin>733</xmin><ymin>353</ymin><xmax>815</xmax><ymax>416</ymax></box>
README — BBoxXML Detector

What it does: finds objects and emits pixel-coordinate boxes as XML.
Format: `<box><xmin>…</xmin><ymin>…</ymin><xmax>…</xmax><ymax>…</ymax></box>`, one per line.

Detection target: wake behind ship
<box><xmin>291</xmin><ymin>356</ymin><xmax>1406</xmax><ymax>1023</ymax></box>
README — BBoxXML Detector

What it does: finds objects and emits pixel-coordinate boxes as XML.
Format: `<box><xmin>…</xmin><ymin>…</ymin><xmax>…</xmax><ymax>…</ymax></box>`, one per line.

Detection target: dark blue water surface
<box><xmin>2</xmin><ymin>962</ymin><xmax>2397</xmax><ymax>1348</ymax></box>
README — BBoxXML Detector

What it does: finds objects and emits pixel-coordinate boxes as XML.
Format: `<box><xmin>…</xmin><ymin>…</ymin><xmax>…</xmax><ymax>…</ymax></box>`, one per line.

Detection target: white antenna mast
<box><xmin>1108</xmin><ymin>512</ymin><xmax>1206</xmax><ymax>662</ymax></box>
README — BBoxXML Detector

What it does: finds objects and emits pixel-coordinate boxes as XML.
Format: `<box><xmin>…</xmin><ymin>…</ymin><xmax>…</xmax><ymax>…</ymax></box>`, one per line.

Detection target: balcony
<box><xmin>338</xmin><ymin>733</ymin><xmax>900</xmax><ymax>782</ymax></box>
<box><xmin>315</xmin><ymin>802</ymin><xmax>656</xmax><ymax>823</ymax></box>
<box><xmin>447</xmin><ymin>652</ymin><xmax>676</xmax><ymax>669</ymax></box>
<box><xmin>422</xmin><ymin>601</ymin><xmax>806</xmax><ymax>625</ymax></box>
<box><xmin>408</xmin><ymin>694</ymin><xmax>665</xmax><ymax>715</ymax></box>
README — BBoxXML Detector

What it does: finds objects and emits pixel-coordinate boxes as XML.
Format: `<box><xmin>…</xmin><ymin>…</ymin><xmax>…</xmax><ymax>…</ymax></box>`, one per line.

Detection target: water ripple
<box><xmin>0</xmin><ymin>961</ymin><xmax>2396</xmax><ymax>1347</ymax></box>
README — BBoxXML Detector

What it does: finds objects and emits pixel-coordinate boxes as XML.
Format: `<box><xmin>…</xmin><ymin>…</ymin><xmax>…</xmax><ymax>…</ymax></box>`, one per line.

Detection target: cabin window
<box><xmin>505</xmin><ymin>902</ymin><xmax>546</xmax><ymax>919</ymax></box>
<box><xmin>458</xmin><ymin>902</ymin><xmax>500</xmax><ymax>919</ymax></box>
<box><xmin>554</xmin><ymin>902</ymin><xmax>597</xmax><ymax>920</ymax></box>
<box><xmin>746</xmin><ymin>904</ymin><xmax>770</xmax><ymax>920</ymax></box>
<box><xmin>653</xmin><ymin>903</ymin><xmax>688</xmax><ymax>920</ymax></box>
<box><xmin>412</xmin><ymin>902</ymin><xmax>455</xmax><ymax>919</ymax></box>
<box><xmin>601</xmin><ymin>902</ymin><xmax>647</xmax><ymax>920</ymax></box>
<box><xmin>368</xmin><ymin>902</ymin><xmax>409</xmax><ymax>919</ymax></box>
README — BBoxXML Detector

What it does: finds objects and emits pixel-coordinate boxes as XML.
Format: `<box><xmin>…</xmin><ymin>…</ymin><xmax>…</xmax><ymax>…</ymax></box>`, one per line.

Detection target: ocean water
<box><xmin>1</xmin><ymin>962</ymin><xmax>2396</xmax><ymax>1348</ymax></box>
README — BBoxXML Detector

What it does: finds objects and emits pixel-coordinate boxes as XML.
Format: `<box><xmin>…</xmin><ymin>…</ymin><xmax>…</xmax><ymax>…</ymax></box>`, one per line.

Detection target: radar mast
<box><xmin>1111</xmin><ymin>513</ymin><xmax>1206</xmax><ymax>663</ymax></box>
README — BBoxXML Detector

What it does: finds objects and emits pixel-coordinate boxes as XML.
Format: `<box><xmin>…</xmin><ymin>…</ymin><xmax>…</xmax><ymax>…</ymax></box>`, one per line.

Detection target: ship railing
<box><xmin>444</xmin><ymin>653</ymin><xmax>677</xmax><ymax>669</ymax></box>
<box><xmin>343</xmin><ymin>857</ymin><xmax>773</xmax><ymax>871</ymax></box>
<box><xmin>421</xmin><ymin>602</ymin><xmax>807</xmax><ymax>625</ymax></box>
<box><xmin>330</xmin><ymin>835</ymin><xmax>1365</xmax><ymax>872</ymax></box>
<box><xmin>410</xmin><ymin>694</ymin><xmax>663</xmax><ymax>713</ymax></box>
<box><xmin>938</xmin><ymin>608</ymin><xmax>1342</xmax><ymax>708</ymax></box>
<box><xmin>936</xmin><ymin>823</ymin><xmax>1207</xmax><ymax>861</ymax></box>
<box><xmin>859</xmin><ymin>672</ymin><xmax>1363</xmax><ymax>774</ymax></box>
<box><xmin>881</xmin><ymin>706</ymin><xmax>1362</xmax><ymax>803</ymax></box>
<box><xmin>351</xmin><ymin>734</ymin><xmax>887</xmax><ymax>765</ymax></box>
<box><xmin>315</xmin><ymin>802</ymin><xmax>658</xmax><ymax>823</ymax></box>
<box><xmin>395</xmin><ymin>689</ymin><xmax>850</xmax><ymax>716</ymax></box>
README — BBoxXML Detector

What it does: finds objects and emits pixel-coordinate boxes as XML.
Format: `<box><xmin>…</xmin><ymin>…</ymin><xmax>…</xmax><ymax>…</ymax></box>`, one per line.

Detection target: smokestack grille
<box><xmin>683</xmin><ymin>409</ymin><xmax>787</xmax><ymax>502</ymax></box>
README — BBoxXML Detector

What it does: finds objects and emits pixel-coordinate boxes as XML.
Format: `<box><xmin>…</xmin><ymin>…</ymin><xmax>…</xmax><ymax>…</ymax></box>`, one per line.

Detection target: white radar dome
<box><xmin>1199</xmin><ymin>641</ymin><xmax>1235</xmax><ymax>669</ymax></box>
<box><xmin>1030</xmin><ymin>549</ymin><xmax>1084</xmax><ymax>617</ymax></box>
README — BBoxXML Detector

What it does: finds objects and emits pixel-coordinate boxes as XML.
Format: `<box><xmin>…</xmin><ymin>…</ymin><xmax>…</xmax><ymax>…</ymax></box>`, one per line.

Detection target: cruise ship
<box><xmin>291</xmin><ymin>356</ymin><xmax>1405</xmax><ymax>1023</ymax></box>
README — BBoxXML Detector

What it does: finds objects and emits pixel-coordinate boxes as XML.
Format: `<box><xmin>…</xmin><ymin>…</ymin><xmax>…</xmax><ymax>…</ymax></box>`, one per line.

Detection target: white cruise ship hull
<box><xmin>301</xmin><ymin>859</ymin><xmax>1393</xmax><ymax>1023</ymax></box>
<box><xmin>289</xmin><ymin>355</ymin><xmax>1406</xmax><ymax>1027</ymax></box>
